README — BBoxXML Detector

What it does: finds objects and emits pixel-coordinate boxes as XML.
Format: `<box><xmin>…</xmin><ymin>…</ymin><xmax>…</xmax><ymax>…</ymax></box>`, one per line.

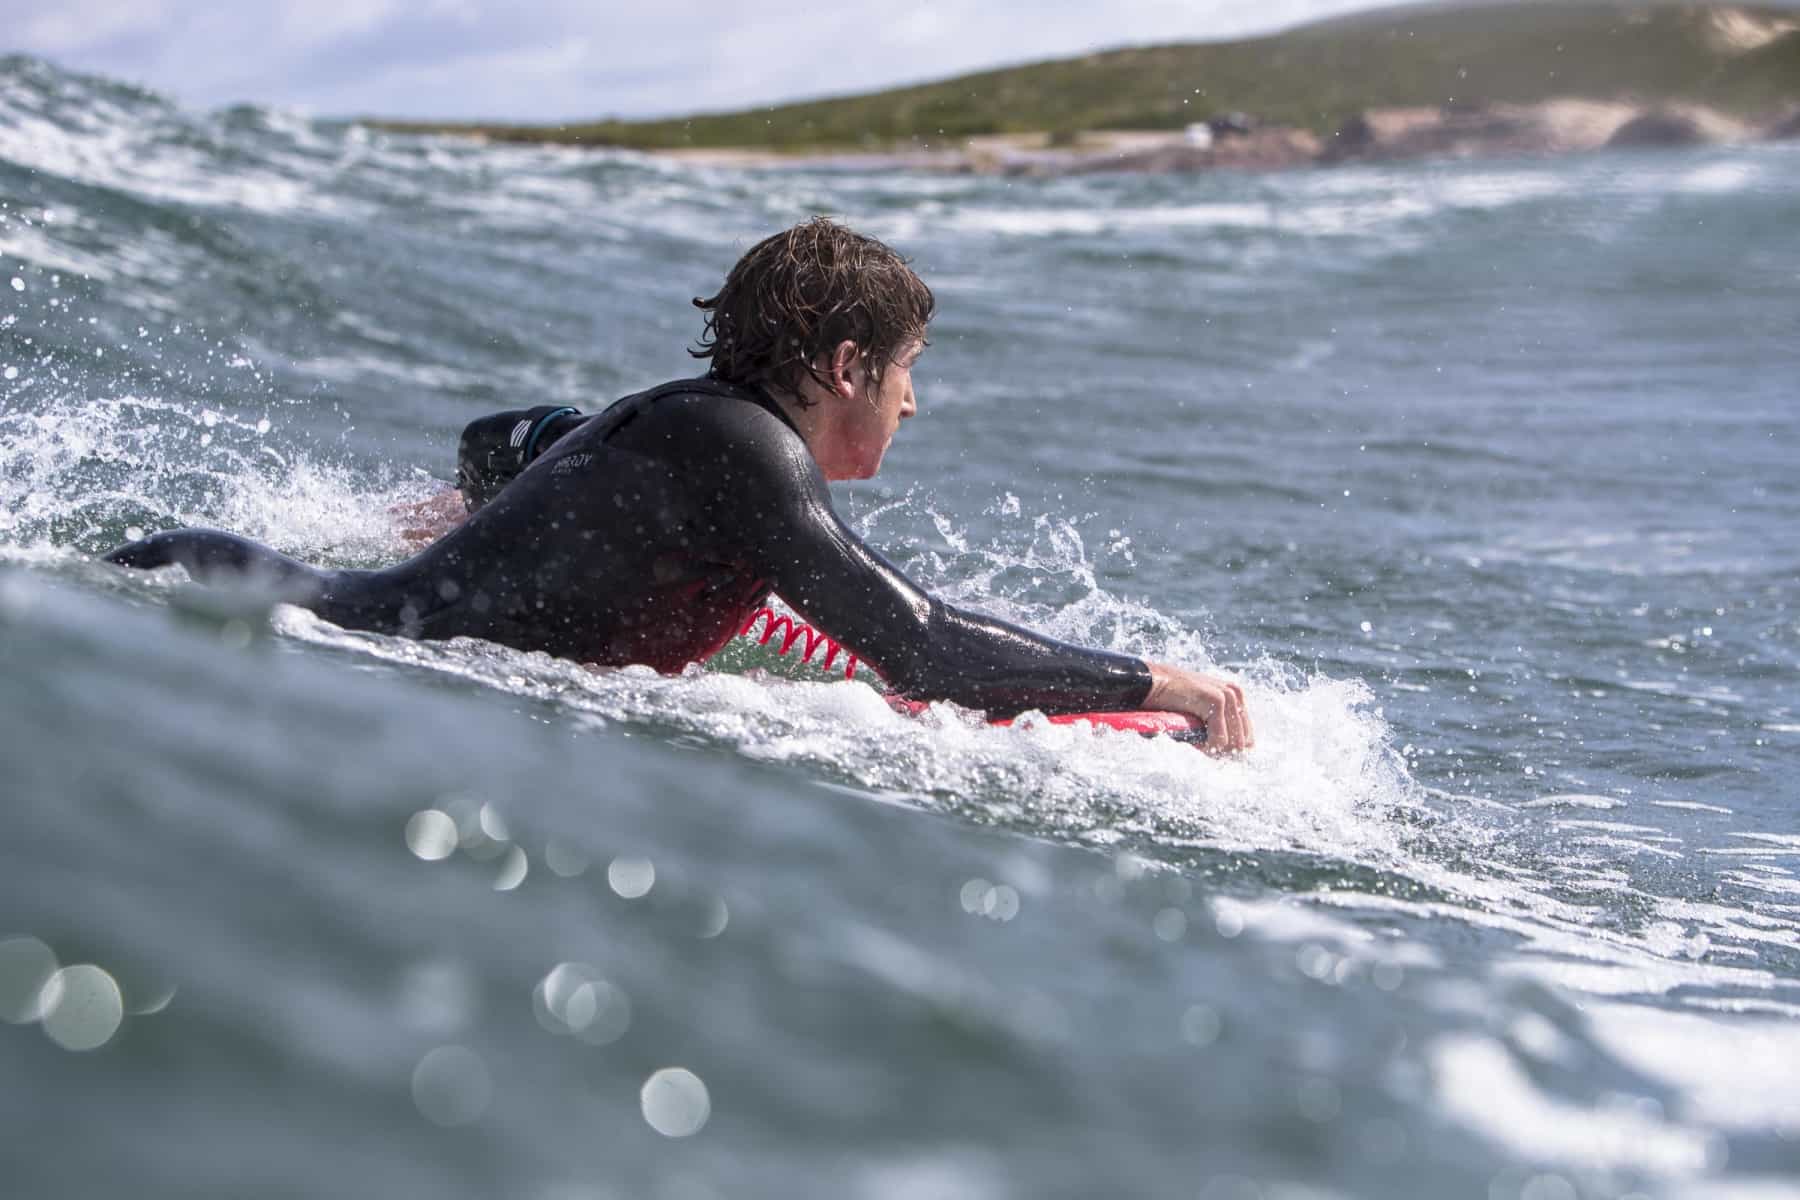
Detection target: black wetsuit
<box><xmin>106</xmin><ymin>377</ymin><xmax>1153</xmax><ymax>716</ymax></box>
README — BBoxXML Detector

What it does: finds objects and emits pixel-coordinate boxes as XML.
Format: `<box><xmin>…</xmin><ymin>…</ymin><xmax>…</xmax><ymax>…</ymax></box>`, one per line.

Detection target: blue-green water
<box><xmin>3</xmin><ymin>56</ymin><xmax>1799</xmax><ymax>1199</ymax></box>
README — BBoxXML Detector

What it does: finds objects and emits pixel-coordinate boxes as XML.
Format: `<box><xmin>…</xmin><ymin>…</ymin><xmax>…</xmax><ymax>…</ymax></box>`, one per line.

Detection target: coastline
<box><xmin>639</xmin><ymin>98</ymin><xmax>1799</xmax><ymax>176</ymax></box>
<box><xmin>359</xmin><ymin>4</ymin><xmax>1800</xmax><ymax>179</ymax></box>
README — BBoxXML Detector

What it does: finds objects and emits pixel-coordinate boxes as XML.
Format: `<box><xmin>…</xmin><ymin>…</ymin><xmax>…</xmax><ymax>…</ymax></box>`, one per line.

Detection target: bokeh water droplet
<box><xmin>405</xmin><ymin>809</ymin><xmax>458</xmax><ymax>861</ymax></box>
<box><xmin>41</xmin><ymin>964</ymin><xmax>124</xmax><ymax>1051</ymax></box>
<box><xmin>641</xmin><ymin>1067</ymin><xmax>710</xmax><ymax>1137</ymax></box>
<box><xmin>1153</xmin><ymin>907</ymin><xmax>1188</xmax><ymax>942</ymax></box>
<box><xmin>0</xmin><ymin>936</ymin><xmax>59</xmax><ymax>1024</ymax></box>
<box><xmin>493</xmin><ymin>845</ymin><xmax>529</xmax><ymax>891</ymax></box>
<box><xmin>608</xmin><ymin>856</ymin><xmax>654</xmax><ymax>899</ymax></box>
<box><xmin>411</xmin><ymin>1045</ymin><xmax>492</xmax><ymax>1127</ymax></box>
<box><xmin>544</xmin><ymin>838</ymin><xmax>590</xmax><ymax>878</ymax></box>
<box><xmin>1180</xmin><ymin>1003</ymin><xmax>1222</xmax><ymax>1046</ymax></box>
<box><xmin>697</xmin><ymin>897</ymin><xmax>730</xmax><ymax>939</ymax></box>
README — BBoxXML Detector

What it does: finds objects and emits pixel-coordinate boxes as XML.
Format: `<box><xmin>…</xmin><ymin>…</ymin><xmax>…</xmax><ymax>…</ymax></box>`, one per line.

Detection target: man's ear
<box><xmin>827</xmin><ymin>339</ymin><xmax>861</xmax><ymax>399</ymax></box>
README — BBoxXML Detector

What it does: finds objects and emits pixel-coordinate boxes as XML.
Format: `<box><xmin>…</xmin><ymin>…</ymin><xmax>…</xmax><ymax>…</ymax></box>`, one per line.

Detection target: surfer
<box><xmin>106</xmin><ymin>219</ymin><xmax>1253</xmax><ymax>752</ymax></box>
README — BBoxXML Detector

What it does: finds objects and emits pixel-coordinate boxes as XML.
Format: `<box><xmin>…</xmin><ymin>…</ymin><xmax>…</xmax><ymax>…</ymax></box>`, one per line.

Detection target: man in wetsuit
<box><xmin>107</xmin><ymin>218</ymin><xmax>1253</xmax><ymax>752</ymax></box>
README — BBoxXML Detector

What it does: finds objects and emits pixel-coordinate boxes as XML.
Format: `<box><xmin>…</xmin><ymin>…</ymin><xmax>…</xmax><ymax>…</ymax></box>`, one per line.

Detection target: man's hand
<box><xmin>1145</xmin><ymin>661</ymin><xmax>1255</xmax><ymax>755</ymax></box>
<box><xmin>390</xmin><ymin>487</ymin><xmax>469</xmax><ymax>551</ymax></box>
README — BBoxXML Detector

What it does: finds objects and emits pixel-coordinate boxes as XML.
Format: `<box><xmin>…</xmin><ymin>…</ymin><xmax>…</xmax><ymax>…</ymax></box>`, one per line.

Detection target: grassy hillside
<box><xmin>372</xmin><ymin>2</ymin><xmax>1800</xmax><ymax>150</ymax></box>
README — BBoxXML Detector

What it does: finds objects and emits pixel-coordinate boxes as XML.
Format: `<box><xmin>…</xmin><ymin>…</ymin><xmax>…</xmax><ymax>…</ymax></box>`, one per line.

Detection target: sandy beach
<box><xmin>650</xmin><ymin>97</ymin><xmax>1796</xmax><ymax>176</ymax></box>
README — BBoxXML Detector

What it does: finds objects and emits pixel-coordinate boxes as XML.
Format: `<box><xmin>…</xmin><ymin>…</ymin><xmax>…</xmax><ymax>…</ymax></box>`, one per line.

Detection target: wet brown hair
<box><xmin>691</xmin><ymin>217</ymin><xmax>934</xmax><ymax>405</ymax></box>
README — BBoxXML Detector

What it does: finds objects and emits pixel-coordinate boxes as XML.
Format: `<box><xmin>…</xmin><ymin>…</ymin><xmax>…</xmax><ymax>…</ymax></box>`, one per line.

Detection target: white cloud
<box><xmin>272</xmin><ymin>0</ymin><xmax>406</xmax><ymax>49</ymax></box>
<box><xmin>16</xmin><ymin>2</ymin><xmax>174</xmax><ymax>58</ymax></box>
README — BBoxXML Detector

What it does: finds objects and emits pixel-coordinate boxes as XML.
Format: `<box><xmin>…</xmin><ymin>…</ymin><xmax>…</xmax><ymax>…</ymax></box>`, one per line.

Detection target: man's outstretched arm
<box><xmin>719</xmin><ymin>407</ymin><xmax>1254</xmax><ymax>749</ymax></box>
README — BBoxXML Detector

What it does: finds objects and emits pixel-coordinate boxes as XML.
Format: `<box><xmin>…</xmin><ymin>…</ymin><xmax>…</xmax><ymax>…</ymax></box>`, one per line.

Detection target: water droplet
<box><xmin>395</xmin><ymin>960</ymin><xmax>475</xmax><ymax>1036</ymax></box>
<box><xmin>1518</xmin><ymin>1174</ymin><xmax>1577</xmax><ymax>1200</ymax></box>
<box><xmin>1297</xmin><ymin>1076</ymin><xmax>1342</xmax><ymax>1123</ymax></box>
<box><xmin>641</xmin><ymin>1068</ymin><xmax>710</xmax><ymax>1137</ymax></box>
<box><xmin>405</xmin><ymin>809</ymin><xmax>458</xmax><ymax>861</ymax></box>
<box><xmin>608</xmin><ymin>857</ymin><xmax>654</xmax><ymax>899</ymax></box>
<box><xmin>570</xmin><ymin>980</ymin><xmax>631</xmax><ymax>1046</ymax></box>
<box><xmin>532</xmin><ymin>962</ymin><xmax>631</xmax><ymax>1044</ymax></box>
<box><xmin>1296</xmin><ymin>944</ymin><xmax>1336</xmax><ymax>980</ymax></box>
<box><xmin>984</xmin><ymin>885</ymin><xmax>1020</xmax><ymax>922</ymax></box>
<box><xmin>1153</xmin><ymin>907</ymin><xmax>1188</xmax><ymax>942</ymax></box>
<box><xmin>697</xmin><ymin>897</ymin><xmax>729</xmax><ymax>939</ymax></box>
<box><xmin>493</xmin><ymin>845</ymin><xmax>528</xmax><ymax>891</ymax></box>
<box><xmin>477</xmin><ymin>803</ymin><xmax>509</xmax><ymax>842</ymax></box>
<box><xmin>1180</xmin><ymin>1003</ymin><xmax>1221</xmax><ymax>1046</ymax></box>
<box><xmin>125</xmin><ymin>980</ymin><xmax>177</xmax><ymax>1016</ymax></box>
<box><xmin>9</xmin><ymin>277</ymin><xmax>23</xmax><ymax>292</ymax></box>
<box><xmin>41</xmin><ymin>964</ymin><xmax>124</xmax><ymax>1051</ymax></box>
<box><xmin>411</xmin><ymin>1045</ymin><xmax>491</xmax><ymax>1127</ymax></box>
<box><xmin>544</xmin><ymin>839</ymin><xmax>590</xmax><ymax>878</ymax></box>
<box><xmin>534</xmin><ymin>963</ymin><xmax>589</xmax><ymax>1035</ymax></box>
<box><xmin>959</xmin><ymin>878</ymin><xmax>990</xmax><ymax>914</ymax></box>
<box><xmin>0</xmin><ymin>936</ymin><xmax>59</xmax><ymax>1024</ymax></box>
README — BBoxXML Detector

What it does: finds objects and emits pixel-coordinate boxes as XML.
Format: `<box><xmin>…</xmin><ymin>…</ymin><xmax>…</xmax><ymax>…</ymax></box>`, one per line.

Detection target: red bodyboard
<box><xmin>737</xmin><ymin>608</ymin><xmax>1205</xmax><ymax>747</ymax></box>
<box><xmin>887</xmin><ymin>698</ymin><xmax>1206</xmax><ymax>746</ymax></box>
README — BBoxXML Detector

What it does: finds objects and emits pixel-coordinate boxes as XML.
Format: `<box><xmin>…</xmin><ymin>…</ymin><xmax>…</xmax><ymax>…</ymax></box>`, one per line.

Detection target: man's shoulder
<box><xmin>600</xmin><ymin>376</ymin><xmax>801</xmax><ymax>445</ymax></box>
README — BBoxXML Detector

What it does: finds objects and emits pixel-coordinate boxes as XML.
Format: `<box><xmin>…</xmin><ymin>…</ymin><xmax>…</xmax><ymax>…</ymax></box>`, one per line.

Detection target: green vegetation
<box><xmin>369</xmin><ymin>2</ymin><xmax>1800</xmax><ymax>150</ymax></box>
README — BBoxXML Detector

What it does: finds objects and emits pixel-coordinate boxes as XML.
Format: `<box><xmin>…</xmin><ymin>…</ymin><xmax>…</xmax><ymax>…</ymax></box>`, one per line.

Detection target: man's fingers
<box><xmin>1204</xmin><ymin>689</ymin><xmax>1238</xmax><ymax>754</ymax></box>
<box><xmin>1204</xmin><ymin>692</ymin><xmax>1231</xmax><ymax>754</ymax></box>
<box><xmin>1155</xmin><ymin>665</ymin><xmax>1252</xmax><ymax>756</ymax></box>
<box><xmin>1202</xmin><ymin>683</ymin><xmax>1252</xmax><ymax>754</ymax></box>
<box><xmin>1233</xmin><ymin>685</ymin><xmax>1255</xmax><ymax>749</ymax></box>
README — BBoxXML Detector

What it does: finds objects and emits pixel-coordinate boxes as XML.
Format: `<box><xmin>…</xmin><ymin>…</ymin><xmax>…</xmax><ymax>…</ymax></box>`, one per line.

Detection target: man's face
<box><xmin>833</xmin><ymin>338</ymin><xmax>923</xmax><ymax>481</ymax></box>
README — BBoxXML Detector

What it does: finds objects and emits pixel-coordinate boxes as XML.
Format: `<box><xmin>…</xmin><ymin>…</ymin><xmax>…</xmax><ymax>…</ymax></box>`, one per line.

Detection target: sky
<box><xmin>7</xmin><ymin>0</ymin><xmax>1405</xmax><ymax>122</ymax></box>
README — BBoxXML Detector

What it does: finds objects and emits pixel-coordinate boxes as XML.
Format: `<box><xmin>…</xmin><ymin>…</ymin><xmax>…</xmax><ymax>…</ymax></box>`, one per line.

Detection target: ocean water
<box><xmin>3</xmin><ymin>55</ymin><xmax>1799</xmax><ymax>1200</ymax></box>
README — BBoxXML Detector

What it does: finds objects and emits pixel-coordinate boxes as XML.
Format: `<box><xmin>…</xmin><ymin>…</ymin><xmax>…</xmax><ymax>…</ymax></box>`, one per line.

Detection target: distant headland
<box><xmin>366</xmin><ymin>2</ymin><xmax>1800</xmax><ymax>174</ymax></box>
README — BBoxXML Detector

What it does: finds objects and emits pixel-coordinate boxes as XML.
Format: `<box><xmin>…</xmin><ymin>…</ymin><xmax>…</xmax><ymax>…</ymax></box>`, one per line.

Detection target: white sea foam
<box><xmin>1520</xmin><ymin>793</ymin><xmax>1626</xmax><ymax>810</ymax></box>
<box><xmin>0</xmin><ymin>390</ymin><xmax>423</xmax><ymax>559</ymax></box>
<box><xmin>1428</xmin><ymin>1032</ymin><xmax>1717</xmax><ymax>1173</ymax></box>
<box><xmin>1216</xmin><ymin>880</ymin><xmax>1799</xmax><ymax>1191</ymax></box>
<box><xmin>1587</xmin><ymin>1002</ymin><xmax>1800</xmax><ymax>1134</ymax></box>
<box><xmin>0</xmin><ymin>90</ymin><xmax>362</xmax><ymax>220</ymax></box>
<box><xmin>272</xmin><ymin>598</ymin><xmax>1413</xmax><ymax>871</ymax></box>
<box><xmin>1676</xmin><ymin>161</ymin><xmax>1762</xmax><ymax>195</ymax></box>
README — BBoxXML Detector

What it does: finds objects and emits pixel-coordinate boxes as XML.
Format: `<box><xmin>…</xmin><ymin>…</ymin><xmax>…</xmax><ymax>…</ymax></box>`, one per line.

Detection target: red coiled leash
<box><xmin>734</xmin><ymin>607</ymin><xmax>1203</xmax><ymax>744</ymax></box>
<box><xmin>739</xmin><ymin>607</ymin><xmax>860</xmax><ymax>679</ymax></box>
